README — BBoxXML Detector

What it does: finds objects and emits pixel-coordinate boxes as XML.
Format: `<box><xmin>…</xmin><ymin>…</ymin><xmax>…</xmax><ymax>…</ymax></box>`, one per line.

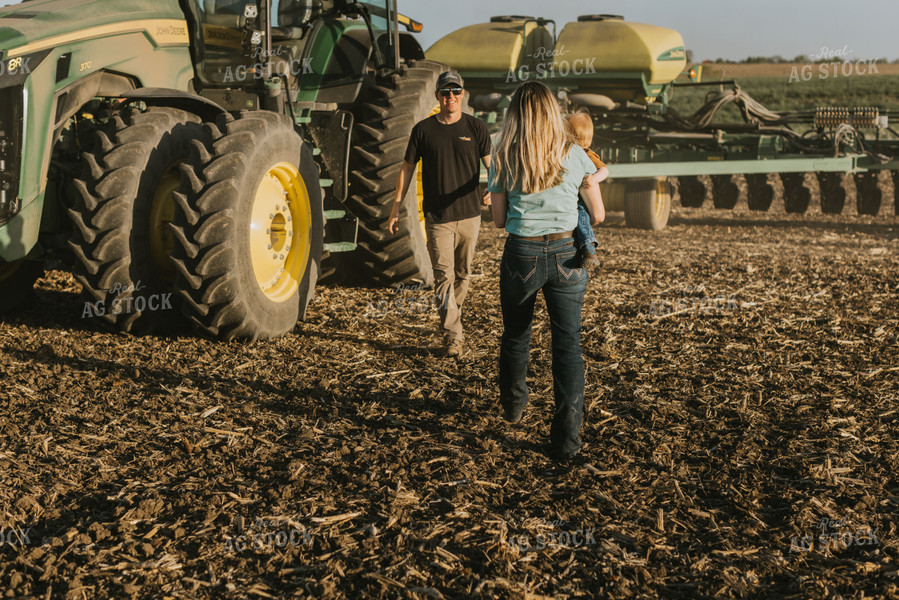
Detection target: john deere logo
<box><xmin>658</xmin><ymin>47</ymin><xmax>686</xmax><ymax>61</ymax></box>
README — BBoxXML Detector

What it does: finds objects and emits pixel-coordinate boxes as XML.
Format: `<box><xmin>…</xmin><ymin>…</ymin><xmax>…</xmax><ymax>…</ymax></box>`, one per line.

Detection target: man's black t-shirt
<box><xmin>403</xmin><ymin>113</ymin><xmax>491</xmax><ymax>224</ymax></box>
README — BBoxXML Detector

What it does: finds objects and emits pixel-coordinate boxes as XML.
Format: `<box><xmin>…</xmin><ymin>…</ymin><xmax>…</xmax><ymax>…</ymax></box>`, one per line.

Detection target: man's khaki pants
<box><xmin>425</xmin><ymin>215</ymin><xmax>481</xmax><ymax>343</ymax></box>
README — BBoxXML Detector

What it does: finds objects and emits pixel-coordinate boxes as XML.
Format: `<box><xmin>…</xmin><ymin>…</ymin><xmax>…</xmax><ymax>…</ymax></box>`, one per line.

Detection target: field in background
<box><xmin>672</xmin><ymin>63</ymin><xmax>899</xmax><ymax>114</ymax></box>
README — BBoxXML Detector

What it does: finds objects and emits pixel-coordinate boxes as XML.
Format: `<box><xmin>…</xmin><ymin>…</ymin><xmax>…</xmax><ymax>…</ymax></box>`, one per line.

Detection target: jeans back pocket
<box><xmin>555</xmin><ymin>250</ymin><xmax>586</xmax><ymax>283</ymax></box>
<box><xmin>502</xmin><ymin>253</ymin><xmax>538</xmax><ymax>284</ymax></box>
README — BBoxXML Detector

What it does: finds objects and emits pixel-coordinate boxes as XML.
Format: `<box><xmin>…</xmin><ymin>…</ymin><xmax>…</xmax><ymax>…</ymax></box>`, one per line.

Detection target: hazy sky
<box><xmin>413</xmin><ymin>0</ymin><xmax>899</xmax><ymax>62</ymax></box>
<box><xmin>1</xmin><ymin>0</ymin><xmax>896</xmax><ymax>61</ymax></box>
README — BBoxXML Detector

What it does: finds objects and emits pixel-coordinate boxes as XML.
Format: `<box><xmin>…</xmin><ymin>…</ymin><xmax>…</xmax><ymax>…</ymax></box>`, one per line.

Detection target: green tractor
<box><xmin>0</xmin><ymin>0</ymin><xmax>443</xmax><ymax>339</ymax></box>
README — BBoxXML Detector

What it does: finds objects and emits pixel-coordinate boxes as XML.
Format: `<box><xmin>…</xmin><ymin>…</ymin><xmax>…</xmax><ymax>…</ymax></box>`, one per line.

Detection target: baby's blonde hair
<box><xmin>565</xmin><ymin>112</ymin><xmax>594</xmax><ymax>148</ymax></box>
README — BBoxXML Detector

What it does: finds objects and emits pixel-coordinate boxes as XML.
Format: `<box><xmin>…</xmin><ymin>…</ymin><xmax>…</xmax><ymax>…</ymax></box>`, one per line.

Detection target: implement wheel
<box><xmin>781</xmin><ymin>173</ymin><xmax>811</xmax><ymax>214</ymax></box>
<box><xmin>855</xmin><ymin>172</ymin><xmax>882</xmax><ymax>216</ymax></box>
<box><xmin>677</xmin><ymin>176</ymin><xmax>705</xmax><ymax>208</ymax></box>
<box><xmin>746</xmin><ymin>174</ymin><xmax>774</xmax><ymax>211</ymax></box>
<box><xmin>711</xmin><ymin>175</ymin><xmax>739</xmax><ymax>209</ymax></box>
<box><xmin>625</xmin><ymin>177</ymin><xmax>671</xmax><ymax>231</ymax></box>
<box><xmin>819</xmin><ymin>172</ymin><xmax>846</xmax><ymax>214</ymax></box>
<box><xmin>170</xmin><ymin>112</ymin><xmax>322</xmax><ymax>341</ymax></box>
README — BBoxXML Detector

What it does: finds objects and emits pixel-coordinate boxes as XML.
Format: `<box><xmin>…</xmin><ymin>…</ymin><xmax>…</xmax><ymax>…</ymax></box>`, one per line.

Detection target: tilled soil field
<box><xmin>1</xmin><ymin>202</ymin><xmax>898</xmax><ymax>599</ymax></box>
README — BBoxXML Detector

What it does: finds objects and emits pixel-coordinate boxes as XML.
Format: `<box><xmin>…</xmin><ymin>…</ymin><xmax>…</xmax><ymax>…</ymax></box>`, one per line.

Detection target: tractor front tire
<box><xmin>68</xmin><ymin>107</ymin><xmax>202</xmax><ymax>333</ymax></box>
<box><xmin>170</xmin><ymin>112</ymin><xmax>322</xmax><ymax>341</ymax></box>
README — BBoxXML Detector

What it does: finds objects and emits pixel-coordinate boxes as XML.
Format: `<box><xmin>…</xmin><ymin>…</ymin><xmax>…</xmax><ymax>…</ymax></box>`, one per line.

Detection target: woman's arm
<box><xmin>580</xmin><ymin>177</ymin><xmax>605</xmax><ymax>225</ymax></box>
<box><xmin>491</xmin><ymin>192</ymin><xmax>508</xmax><ymax>228</ymax></box>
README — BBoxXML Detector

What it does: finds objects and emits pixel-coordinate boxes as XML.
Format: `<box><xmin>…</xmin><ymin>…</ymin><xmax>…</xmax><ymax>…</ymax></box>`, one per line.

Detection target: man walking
<box><xmin>388</xmin><ymin>70</ymin><xmax>491</xmax><ymax>357</ymax></box>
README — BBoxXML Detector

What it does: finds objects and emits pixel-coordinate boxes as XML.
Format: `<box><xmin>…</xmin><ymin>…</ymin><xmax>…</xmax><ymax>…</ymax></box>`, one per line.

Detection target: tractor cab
<box><xmin>185</xmin><ymin>0</ymin><xmax>403</xmax><ymax>106</ymax></box>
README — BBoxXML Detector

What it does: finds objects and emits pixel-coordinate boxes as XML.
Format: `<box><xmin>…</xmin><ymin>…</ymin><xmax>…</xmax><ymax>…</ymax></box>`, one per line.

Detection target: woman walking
<box><xmin>487</xmin><ymin>81</ymin><xmax>604</xmax><ymax>461</ymax></box>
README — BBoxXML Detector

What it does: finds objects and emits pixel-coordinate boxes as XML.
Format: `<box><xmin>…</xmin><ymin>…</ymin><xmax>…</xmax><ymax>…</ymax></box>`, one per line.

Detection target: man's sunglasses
<box><xmin>439</xmin><ymin>87</ymin><xmax>464</xmax><ymax>97</ymax></box>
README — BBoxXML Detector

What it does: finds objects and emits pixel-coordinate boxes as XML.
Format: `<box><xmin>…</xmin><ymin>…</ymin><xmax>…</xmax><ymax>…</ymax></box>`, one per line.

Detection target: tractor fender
<box><xmin>397</xmin><ymin>32</ymin><xmax>425</xmax><ymax>62</ymax></box>
<box><xmin>52</xmin><ymin>71</ymin><xmax>138</xmax><ymax>143</ymax></box>
<box><xmin>45</xmin><ymin>71</ymin><xmax>139</xmax><ymax>196</ymax></box>
<box><xmin>118</xmin><ymin>88</ymin><xmax>228</xmax><ymax>123</ymax></box>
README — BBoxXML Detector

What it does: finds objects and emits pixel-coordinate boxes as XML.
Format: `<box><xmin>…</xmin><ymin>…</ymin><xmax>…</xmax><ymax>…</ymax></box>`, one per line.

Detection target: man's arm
<box><xmin>387</xmin><ymin>160</ymin><xmax>416</xmax><ymax>234</ymax></box>
<box><xmin>481</xmin><ymin>155</ymin><xmax>492</xmax><ymax>205</ymax></box>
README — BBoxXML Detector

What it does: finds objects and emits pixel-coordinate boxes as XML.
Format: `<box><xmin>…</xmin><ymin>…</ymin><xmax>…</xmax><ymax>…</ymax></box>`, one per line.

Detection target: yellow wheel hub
<box><xmin>656</xmin><ymin>178</ymin><xmax>672</xmax><ymax>217</ymax></box>
<box><xmin>149</xmin><ymin>165</ymin><xmax>180</xmax><ymax>285</ymax></box>
<box><xmin>250</xmin><ymin>162</ymin><xmax>311</xmax><ymax>303</ymax></box>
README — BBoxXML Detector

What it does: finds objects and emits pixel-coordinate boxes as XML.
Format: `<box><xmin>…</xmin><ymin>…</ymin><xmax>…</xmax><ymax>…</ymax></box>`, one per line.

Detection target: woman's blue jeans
<box><xmin>499</xmin><ymin>236</ymin><xmax>588</xmax><ymax>457</ymax></box>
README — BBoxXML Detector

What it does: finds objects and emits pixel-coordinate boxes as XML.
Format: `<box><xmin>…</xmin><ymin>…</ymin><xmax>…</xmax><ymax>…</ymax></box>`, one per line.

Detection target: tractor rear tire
<box><xmin>170</xmin><ymin>112</ymin><xmax>322</xmax><ymax>341</ymax></box>
<box><xmin>625</xmin><ymin>178</ymin><xmax>671</xmax><ymax>231</ymax></box>
<box><xmin>0</xmin><ymin>259</ymin><xmax>43</xmax><ymax>313</ymax></box>
<box><xmin>341</xmin><ymin>59</ymin><xmax>448</xmax><ymax>286</ymax></box>
<box><xmin>68</xmin><ymin>107</ymin><xmax>202</xmax><ymax>333</ymax></box>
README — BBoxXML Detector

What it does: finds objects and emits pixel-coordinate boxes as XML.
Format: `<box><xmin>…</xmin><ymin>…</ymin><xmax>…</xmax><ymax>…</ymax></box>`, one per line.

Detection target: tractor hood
<box><xmin>0</xmin><ymin>0</ymin><xmax>187</xmax><ymax>57</ymax></box>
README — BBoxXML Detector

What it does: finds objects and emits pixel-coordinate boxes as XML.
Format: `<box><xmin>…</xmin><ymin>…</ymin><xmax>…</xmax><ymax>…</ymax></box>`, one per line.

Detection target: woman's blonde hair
<box><xmin>491</xmin><ymin>81</ymin><xmax>572</xmax><ymax>194</ymax></box>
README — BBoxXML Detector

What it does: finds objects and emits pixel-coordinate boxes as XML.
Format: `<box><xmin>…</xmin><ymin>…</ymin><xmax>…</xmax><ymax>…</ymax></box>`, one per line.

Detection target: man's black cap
<box><xmin>436</xmin><ymin>70</ymin><xmax>464</xmax><ymax>90</ymax></box>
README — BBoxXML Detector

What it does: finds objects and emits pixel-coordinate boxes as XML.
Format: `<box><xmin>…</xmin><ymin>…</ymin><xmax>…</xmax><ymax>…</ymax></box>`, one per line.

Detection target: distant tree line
<box><xmin>696</xmin><ymin>53</ymin><xmax>899</xmax><ymax>64</ymax></box>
